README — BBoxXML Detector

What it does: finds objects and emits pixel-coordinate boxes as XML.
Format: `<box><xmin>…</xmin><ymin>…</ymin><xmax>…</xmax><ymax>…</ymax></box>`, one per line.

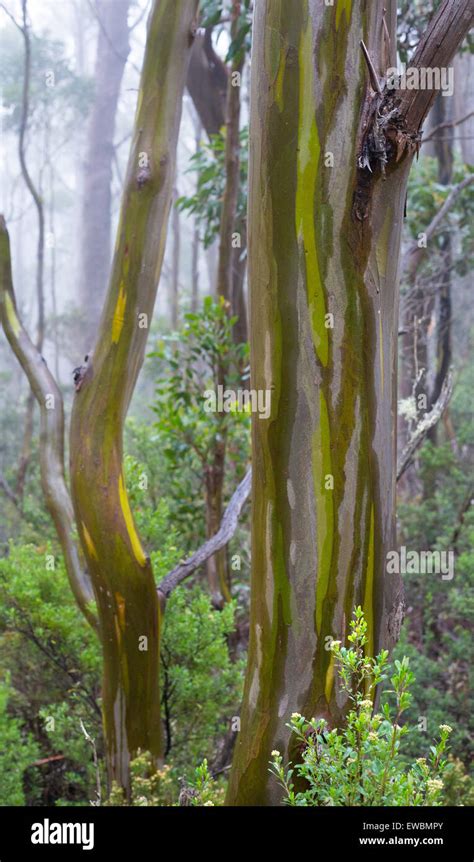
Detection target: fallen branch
<box><xmin>397</xmin><ymin>371</ymin><xmax>454</xmax><ymax>481</ymax></box>
<box><xmin>158</xmin><ymin>467</ymin><xmax>251</xmax><ymax>601</ymax></box>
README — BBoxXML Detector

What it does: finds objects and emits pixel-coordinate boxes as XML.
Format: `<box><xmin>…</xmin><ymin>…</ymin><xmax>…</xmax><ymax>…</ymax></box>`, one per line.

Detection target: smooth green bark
<box><xmin>227</xmin><ymin>0</ymin><xmax>409</xmax><ymax>805</ymax></box>
<box><xmin>69</xmin><ymin>0</ymin><xmax>198</xmax><ymax>793</ymax></box>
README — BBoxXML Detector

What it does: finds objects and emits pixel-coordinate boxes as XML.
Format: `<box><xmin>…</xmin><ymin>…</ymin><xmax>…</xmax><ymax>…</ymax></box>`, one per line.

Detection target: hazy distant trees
<box><xmin>79</xmin><ymin>0</ymin><xmax>131</xmax><ymax>350</ymax></box>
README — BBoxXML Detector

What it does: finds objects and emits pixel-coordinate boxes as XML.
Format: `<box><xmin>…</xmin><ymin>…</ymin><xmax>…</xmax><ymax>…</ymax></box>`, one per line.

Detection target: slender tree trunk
<box><xmin>216</xmin><ymin>4</ymin><xmax>244</xmax><ymax>309</ymax></box>
<box><xmin>205</xmin><ymin>1</ymin><xmax>246</xmax><ymax>604</ymax></box>
<box><xmin>69</xmin><ymin>0</ymin><xmax>199</xmax><ymax>795</ymax></box>
<box><xmin>191</xmin><ymin>118</ymin><xmax>202</xmax><ymax>313</ymax></box>
<box><xmin>232</xmin><ymin>218</ymin><xmax>248</xmax><ymax>347</ymax></box>
<box><xmin>186</xmin><ymin>28</ymin><xmax>228</xmax><ymax>139</ymax></box>
<box><xmin>428</xmin><ymin>95</ymin><xmax>454</xmax><ymax>443</ymax></box>
<box><xmin>191</xmin><ymin>215</ymin><xmax>200</xmax><ymax>313</ymax></box>
<box><xmin>205</xmin><ymin>440</ymin><xmax>231</xmax><ymax>607</ymax></box>
<box><xmin>171</xmin><ymin>188</ymin><xmax>180</xmax><ymax>329</ymax></box>
<box><xmin>16</xmin><ymin>0</ymin><xmax>45</xmax><ymax>499</ymax></box>
<box><xmin>79</xmin><ymin>0</ymin><xmax>131</xmax><ymax>352</ymax></box>
<box><xmin>227</xmin><ymin>0</ymin><xmax>473</xmax><ymax>806</ymax></box>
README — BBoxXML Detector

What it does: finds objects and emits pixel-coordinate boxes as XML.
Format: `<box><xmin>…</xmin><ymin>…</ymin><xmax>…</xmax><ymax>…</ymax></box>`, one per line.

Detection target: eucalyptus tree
<box><xmin>227</xmin><ymin>0</ymin><xmax>473</xmax><ymax>805</ymax></box>
<box><xmin>1</xmin><ymin>0</ymin><xmax>200</xmax><ymax>795</ymax></box>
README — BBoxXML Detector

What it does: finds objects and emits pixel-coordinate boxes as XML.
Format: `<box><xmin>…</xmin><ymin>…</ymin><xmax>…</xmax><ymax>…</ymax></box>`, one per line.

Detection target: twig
<box><xmin>80</xmin><ymin>720</ymin><xmax>102</xmax><ymax>806</ymax></box>
<box><xmin>402</xmin><ymin>174</ymin><xmax>474</xmax><ymax>275</ymax></box>
<box><xmin>360</xmin><ymin>40</ymin><xmax>382</xmax><ymax>95</ymax></box>
<box><xmin>422</xmin><ymin>110</ymin><xmax>474</xmax><ymax>145</ymax></box>
<box><xmin>0</xmin><ymin>470</ymin><xmax>20</xmax><ymax>508</ymax></box>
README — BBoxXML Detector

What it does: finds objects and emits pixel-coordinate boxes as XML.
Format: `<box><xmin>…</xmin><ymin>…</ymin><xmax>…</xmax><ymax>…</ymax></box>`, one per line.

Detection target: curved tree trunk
<box><xmin>0</xmin><ymin>218</ymin><xmax>96</xmax><ymax>630</ymax></box>
<box><xmin>227</xmin><ymin>0</ymin><xmax>473</xmax><ymax>806</ymax></box>
<box><xmin>69</xmin><ymin>0</ymin><xmax>198</xmax><ymax>794</ymax></box>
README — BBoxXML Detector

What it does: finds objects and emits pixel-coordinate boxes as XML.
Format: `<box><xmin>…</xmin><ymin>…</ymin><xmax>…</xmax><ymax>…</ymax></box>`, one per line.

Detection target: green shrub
<box><xmin>270</xmin><ymin>608</ymin><xmax>453</xmax><ymax>806</ymax></box>
<box><xmin>106</xmin><ymin>752</ymin><xmax>224</xmax><ymax>807</ymax></box>
<box><xmin>159</xmin><ymin>586</ymin><xmax>244</xmax><ymax>776</ymax></box>
<box><xmin>0</xmin><ymin>678</ymin><xmax>39</xmax><ymax>805</ymax></box>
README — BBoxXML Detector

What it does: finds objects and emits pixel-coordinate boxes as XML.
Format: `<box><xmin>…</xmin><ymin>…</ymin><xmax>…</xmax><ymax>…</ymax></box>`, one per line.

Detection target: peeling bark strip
<box><xmin>0</xmin><ymin>218</ymin><xmax>96</xmax><ymax>629</ymax></box>
<box><xmin>227</xmin><ymin>0</ymin><xmax>472</xmax><ymax>806</ymax></box>
<box><xmin>69</xmin><ymin>0</ymin><xmax>199</xmax><ymax>793</ymax></box>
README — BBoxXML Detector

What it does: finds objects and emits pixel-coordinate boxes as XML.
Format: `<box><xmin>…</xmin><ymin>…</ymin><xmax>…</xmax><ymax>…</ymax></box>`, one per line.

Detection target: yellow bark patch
<box><xmin>111</xmin><ymin>281</ymin><xmax>127</xmax><ymax>343</ymax></box>
<box><xmin>82</xmin><ymin>522</ymin><xmax>98</xmax><ymax>560</ymax></box>
<box><xmin>5</xmin><ymin>294</ymin><xmax>21</xmax><ymax>338</ymax></box>
<box><xmin>118</xmin><ymin>474</ymin><xmax>147</xmax><ymax>567</ymax></box>
<box><xmin>275</xmin><ymin>46</ymin><xmax>286</xmax><ymax>111</ymax></box>
<box><xmin>336</xmin><ymin>0</ymin><xmax>352</xmax><ymax>29</ymax></box>
<box><xmin>295</xmin><ymin>17</ymin><xmax>328</xmax><ymax>367</ymax></box>
<box><xmin>313</xmin><ymin>391</ymin><xmax>334</xmax><ymax>633</ymax></box>
<box><xmin>325</xmin><ymin>650</ymin><xmax>335</xmax><ymax>703</ymax></box>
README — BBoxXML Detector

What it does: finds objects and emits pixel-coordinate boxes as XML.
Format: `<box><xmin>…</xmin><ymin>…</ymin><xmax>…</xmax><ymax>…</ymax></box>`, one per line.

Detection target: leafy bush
<box><xmin>0</xmin><ymin>542</ymin><xmax>102</xmax><ymax>805</ymax></box>
<box><xmin>178</xmin><ymin>128</ymin><xmax>248</xmax><ymax>249</ymax></box>
<box><xmin>106</xmin><ymin>752</ymin><xmax>224</xmax><ymax>807</ymax></box>
<box><xmin>0</xmin><ymin>678</ymin><xmax>39</xmax><ymax>805</ymax></box>
<box><xmin>270</xmin><ymin>608</ymin><xmax>453</xmax><ymax>806</ymax></box>
<box><xmin>0</xmin><ymin>541</ymin><xmax>243</xmax><ymax>803</ymax></box>
<box><xmin>148</xmin><ymin>297</ymin><xmax>250</xmax><ymax>569</ymax></box>
<box><xmin>159</xmin><ymin>586</ymin><xmax>244</xmax><ymax>775</ymax></box>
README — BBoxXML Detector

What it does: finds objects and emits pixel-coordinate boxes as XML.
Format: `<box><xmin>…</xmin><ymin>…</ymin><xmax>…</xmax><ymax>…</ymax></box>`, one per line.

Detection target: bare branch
<box><xmin>0</xmin><ymin>470</ymin><xmax>20</xmax><ymax>508</ymax></box>
<box><xmin>360</xmin><ymin>40</ymin><xmax>382</xmax><ymax>95</ymax></box>
<box><xmin>402</xmin><ymin>174</ymin><xmax>474</xmax><ymax>276</ymax></box>
<box><xmin>158</xmin><ymin>467</ymin><xmax>251</xmax><ymax>600</ymax></box>
<box><xmin>422</xmin><ymin>110</ymin><xmax>474</xmax><ymax>144</ymax></box>
<box><xmin>450</xmin><ymin>484</ymin><xmax>474</xmax><ymax>552</ymax></box>
<box><xmin>398</xmin><ymin>0</ymin><xmax>474</xmax><ymax>131</ymax></box>
<box><xmin>397</xmin><ymin>371</ymin><xmax>454</xmax><ymax>481</ymax></box>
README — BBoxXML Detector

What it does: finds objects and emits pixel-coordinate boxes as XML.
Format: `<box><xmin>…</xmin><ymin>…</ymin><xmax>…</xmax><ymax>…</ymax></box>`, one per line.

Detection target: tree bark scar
<box><xmin>136</xmin><ymin>164</ymin><xmax>152</xmax><ymax>188</ymax></box>
<box><xmin>73</xmin><ymin>353</ymin><xmax>92</xmax><ymax>392</ymax></box>
<box><xmin>353</xmin><ymin>82</ymin><xmax>422</xmax><ymax>222</ymax></box>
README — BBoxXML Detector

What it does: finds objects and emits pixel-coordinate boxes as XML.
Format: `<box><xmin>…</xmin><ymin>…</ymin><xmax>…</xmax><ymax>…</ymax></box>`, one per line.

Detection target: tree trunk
<box><xmin>227</xmin><ymin>0</ymin><xmax>472</xmax><ymax>806</ymax></box>
<box><xmin>69</xmin><ymin>0</ymin><xmax>198</xmax><ymax>795</ymax></box>
<box><xmin>79</xmin><ymin>0</ymin><xmax>131</xmax><ymax>352</ymax></box>
<box><xmin>16</xmin><ymin>0</ymin><xmax>46</xmax><ymax>499</ymax></box>
<box><xmin>171</xmin><ymin>188</ymin><xmax>180</xmax><ymax>329</ymax></box>
<box><xmin>204</xmin><ymin>441</ymin><xmax>231</xmax><ymax>607</ymax></box>
<box><xmin>232</xmin><ymin>219</ymin><xmax>248</xmax><ymax>347</ymax></box>
<box><xmin>205</xmin><ymin>1</ymin><xmax>246</xmax><ymax>605</ymax></box>
<box><xmin>191</xmin><ymin>117</ymin><xmax>202</xmax><ymax>312</ymax></box>
<box><xmin>186</xmin><ymin>28</ymin><xmax>228</xmax><ymax>139</ymax></box>
<box><xmin>428</xmin><ymin>95</ymin><xmax>454</xmax><ymax>443</ymax></box>
<box><xmin>191</xmin><ymin>215</ymin><xmax>200</xmax><ymax>313</ymax></box>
